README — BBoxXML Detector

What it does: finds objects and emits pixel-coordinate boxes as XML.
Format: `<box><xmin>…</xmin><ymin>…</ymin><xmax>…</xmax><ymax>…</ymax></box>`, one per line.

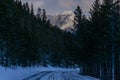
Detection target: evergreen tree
<box><xmin>42</xmin><ymin>9</ymin><xmax>47</xmax><ymax>22</ymax></box>
<box><xmin>74</xmin><ymin>6</ymin><xmax>83</xmax><ymax>33</ymax></box>
<box><xmin>37</xmin><ymin>8</ymin><xmax>42</xmax><ymax>19</ymax></box>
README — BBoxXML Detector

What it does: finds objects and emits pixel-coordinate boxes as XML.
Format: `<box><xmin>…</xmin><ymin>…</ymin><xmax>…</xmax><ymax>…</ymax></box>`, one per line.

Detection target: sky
<box><xmin>21</xmin><ymin>0</ymin><xmax>94</xmax><ymax>15</ymax></box>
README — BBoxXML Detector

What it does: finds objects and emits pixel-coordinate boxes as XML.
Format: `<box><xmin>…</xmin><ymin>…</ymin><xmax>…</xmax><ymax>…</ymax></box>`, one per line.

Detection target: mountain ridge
<box><xmin>47</xmin><ymin>11</ymin><xmax>75</xmax><ymax>32</ymax></box>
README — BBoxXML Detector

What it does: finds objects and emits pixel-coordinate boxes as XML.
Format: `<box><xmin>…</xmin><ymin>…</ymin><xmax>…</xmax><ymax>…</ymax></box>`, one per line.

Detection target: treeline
<box><xmin>0</xmin><ymin>0</ymin><xmax>74</xmax><ymax>67</ymax></box>
<box><xmin>73</xmin><ymin>0</ymin><xmax>120</xmax><ymax>80</ymax></box>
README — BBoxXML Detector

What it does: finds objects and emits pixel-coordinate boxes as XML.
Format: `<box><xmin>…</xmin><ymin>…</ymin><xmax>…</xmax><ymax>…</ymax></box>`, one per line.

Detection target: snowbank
<box><xmin>0</xmin><ymin>66</ymin><xmax>79</xmax><ymax>80</ymax></box>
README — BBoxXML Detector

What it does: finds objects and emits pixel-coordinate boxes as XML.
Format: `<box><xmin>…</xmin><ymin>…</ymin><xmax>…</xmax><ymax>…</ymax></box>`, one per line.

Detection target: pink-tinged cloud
<box><xmin>21</xmin><ymin>0</ymin><xmax>94</xmax><ymax>15</ymax></box>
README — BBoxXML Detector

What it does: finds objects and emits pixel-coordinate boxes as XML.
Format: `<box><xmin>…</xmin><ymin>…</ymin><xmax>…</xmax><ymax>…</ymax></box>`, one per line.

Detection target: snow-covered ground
<box><xmin>0</xmin><ymin>66</ymin><xmax>99</xmax><ymax>80</ymax></box>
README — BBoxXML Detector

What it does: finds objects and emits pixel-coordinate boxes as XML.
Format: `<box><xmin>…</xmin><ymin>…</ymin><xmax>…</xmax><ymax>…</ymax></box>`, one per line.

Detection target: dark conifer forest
<box><xmin>0</xmin><ymin>0</ymin><xmax>120</xmax><ymax>80</ymax></box>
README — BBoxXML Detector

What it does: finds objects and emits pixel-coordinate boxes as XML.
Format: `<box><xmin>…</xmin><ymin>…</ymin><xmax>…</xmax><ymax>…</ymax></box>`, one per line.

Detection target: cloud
<box><xmin>22</xmin><ymin>0</ymin><xmax>44</xmax><ymax>10</ymax></box>
<box><xmin>21</xmin><ymin>0</ymin><xmax>94</xmax><ymax>15</ymax></box>
<box><xmin>58</xmin><ymin>0</ymin><xmax>94</xmax><ymax>14</ymax></box>
<box><xmin>58</xmin><ymin>0</ymin><xmax>78</xmax><ymax>9</ymax></box>
<box><xmin>33</xmin><ymin>1</ymin><xmax>44</xmax><ymax>10</ymax></box>
<box><xmin>79</xmin><ymin>0</ymin><xmax>94</xmax><ymax>14</ymax></box>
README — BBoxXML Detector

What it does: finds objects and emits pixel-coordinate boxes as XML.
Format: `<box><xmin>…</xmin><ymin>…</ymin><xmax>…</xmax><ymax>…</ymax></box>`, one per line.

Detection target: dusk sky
<box><xmin>21</xmin><ymin>0</ymin><xmax>94</xmax><ymax>15</ymax></box>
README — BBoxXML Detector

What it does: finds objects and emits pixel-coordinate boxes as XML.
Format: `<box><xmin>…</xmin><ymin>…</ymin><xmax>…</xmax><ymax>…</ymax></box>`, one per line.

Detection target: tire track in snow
<box><xmin>40</xmin><ymin>72</ymin><xmax>54</xmax><ymax>80</ymax></box>
<box><xmin>23</xmin><ymin>71</ymin><xmax>99</xmax><ymax>80</ymax></box>
<box><xmin>34</xmin><ymin>72</ymin><xmax>54</xmax><ymax>80</ymax></box>
<box><xmin>62</xmin><ymin>72</ymin><xmax>75</xmax><ymax>80</ymax></box>
<box><xmin>22</xmin><ymin>71</ymin><xmax>51</xmax><ymax>80</ymax></box>
<box><xmin>53</xmin><ymin>72</ymin><xmax>64</xmax><ymax>80</ymax></box>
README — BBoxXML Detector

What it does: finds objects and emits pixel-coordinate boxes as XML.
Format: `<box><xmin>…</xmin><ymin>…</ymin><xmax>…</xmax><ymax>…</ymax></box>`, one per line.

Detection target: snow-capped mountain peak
<box><xmin>48</xmin><ymin>11</ymin><xmax>75</xmax><ymax>32</ymax></box>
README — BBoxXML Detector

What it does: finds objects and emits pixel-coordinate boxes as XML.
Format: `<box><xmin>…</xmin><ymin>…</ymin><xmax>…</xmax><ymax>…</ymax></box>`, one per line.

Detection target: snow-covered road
<box><xmin>0</xmin><ymin>66</ymin><xmax>100</xmax><ymax>80</ymax></box>
<box><xmin>22</xmin><ymin>71</ymin><xmax>99</xmax><ymax>80</ymax></box>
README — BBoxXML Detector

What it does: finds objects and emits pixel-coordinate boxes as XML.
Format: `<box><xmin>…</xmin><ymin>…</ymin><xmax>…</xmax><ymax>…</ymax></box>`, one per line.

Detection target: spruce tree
<box><xmin>37</xmin><ymin>8</ymin><xmax>42</xmax><ymax>19</ymax></box>
<box><xmin>42</xmin><ymin>9</ymin><xmax>47</xmax><ymax>22</ymax></box>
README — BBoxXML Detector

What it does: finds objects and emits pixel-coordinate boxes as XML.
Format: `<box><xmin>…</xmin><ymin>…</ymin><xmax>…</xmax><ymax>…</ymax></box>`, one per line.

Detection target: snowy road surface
<box><xmin>22</xmin><ymin>71</ymin><xmax>99</xmax><ymax>80</ymax></box>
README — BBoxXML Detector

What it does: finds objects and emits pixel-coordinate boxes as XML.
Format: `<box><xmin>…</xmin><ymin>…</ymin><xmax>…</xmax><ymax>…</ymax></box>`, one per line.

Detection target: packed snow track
<box><xmin>22</xmin><ymin>71</ymin><xmax>99</xmax><ymax>80</ymax></box>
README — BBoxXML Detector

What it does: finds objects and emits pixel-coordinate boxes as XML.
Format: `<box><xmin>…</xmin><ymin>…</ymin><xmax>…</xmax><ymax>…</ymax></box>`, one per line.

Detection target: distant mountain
<box><xmin>48</xmin><ymin>11</ymin><xmax>75</xmax><ymax>32</ymax></box>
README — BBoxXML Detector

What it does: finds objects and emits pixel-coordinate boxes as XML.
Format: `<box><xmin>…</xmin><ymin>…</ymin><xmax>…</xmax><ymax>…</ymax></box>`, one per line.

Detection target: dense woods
<box><xmin>0</xmin><ymin>0</ymin><xmax>70</xmax><ymax>67</ymax></box>
<box><xmin>0</xmin><ymin>0</ymin><xmax>120</xmax><ymax>80</ymax></box>
<box><xmin>74</xmin><ymin>0</ymin><xmax>120</xmax><ymax>80</ymax></box>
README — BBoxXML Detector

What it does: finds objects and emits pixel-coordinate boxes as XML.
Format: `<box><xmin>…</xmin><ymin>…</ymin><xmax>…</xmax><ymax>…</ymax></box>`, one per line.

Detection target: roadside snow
<box><xmin>0</xmin><ymin>66</ymin><xmax>79</xmax><ymax>80</ymax></box>
<box><xmin>0</xmin><ymin>66</ymin><xmax>99</xmax><ymax>80</ymax></box>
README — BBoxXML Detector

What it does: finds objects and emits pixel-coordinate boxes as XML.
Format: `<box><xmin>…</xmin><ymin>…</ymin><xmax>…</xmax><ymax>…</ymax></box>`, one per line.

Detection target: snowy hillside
<box><xmin>48</xmin><ymin>11</ymin><xmax>75</xmax><ymax>32</ymax></box>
